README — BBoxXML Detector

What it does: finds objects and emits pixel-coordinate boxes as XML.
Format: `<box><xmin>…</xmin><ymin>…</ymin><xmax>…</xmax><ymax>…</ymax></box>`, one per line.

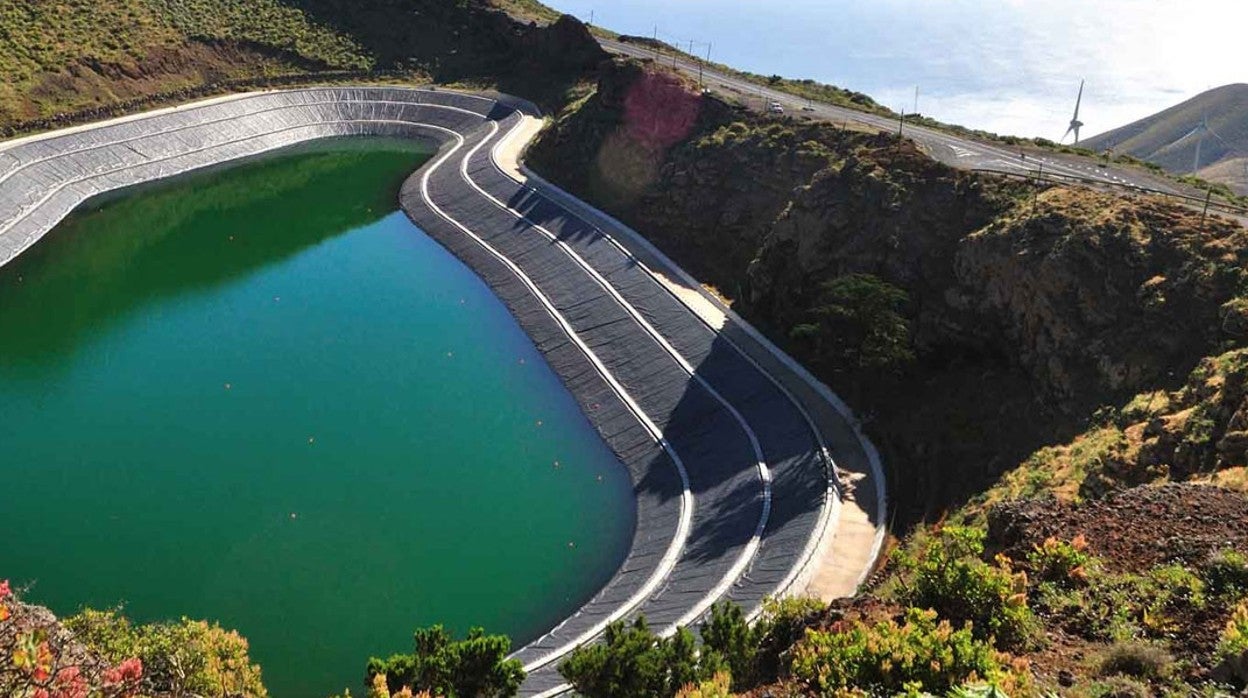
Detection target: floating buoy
<box><xmin>536</xmin><ymin>420</ymin><xmax>543</xmax><ymax>427</ymax></box>
<box><xmin>307</xmin><ymin>437</ymin><xmax>315</xmax><ymax>444</ymax></box>
<box><xmin>518</xmin><ymin>358</ymin><xmax>526</xmax><ymax>365</ymax></box>
<box><xmin>446</xmin><ymin>351</ymin><xmax>453</xmax><ymax>358</ymax></box>
<box><xmin>224</xmin><ymin>382</ymin><xmax>232</xmax><ymax>390</ymax></box>
<box><xmin>274</xmin><ymin>296</ymin><xmax>281</xmax><ymax>302</ymax></box>
<box><xmin>553</xmin><ymin>460</ymin><xmax>560</xmax><ymax>469</ymax></box>
<box><xmin>290</xmin><ymin>512</ymin><xmax>298</xmax><ymax>520</ymax></box>
<box><xmin>596</xmin><ymin>475</ymin><xmax>603</xmax><ymax>482</ymax></box>
<box><xmin>567</xmin><ymin>541</ymin><xmax>575</xmax><ymax>548</ymax></box>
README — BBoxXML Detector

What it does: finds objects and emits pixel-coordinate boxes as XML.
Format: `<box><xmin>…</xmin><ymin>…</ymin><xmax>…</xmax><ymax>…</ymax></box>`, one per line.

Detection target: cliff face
<box><xmin>529</xmin><ymin>60</ymin><xmax>1248</xmax><ymax>521</ymax></box>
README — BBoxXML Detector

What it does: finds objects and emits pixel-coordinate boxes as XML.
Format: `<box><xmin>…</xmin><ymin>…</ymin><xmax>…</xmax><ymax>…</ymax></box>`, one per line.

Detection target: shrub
<box><xmin>891</xmin><ymin>526</ymin><xmax>1038</xmax><ymax>649</ymax></box>
<box><xmin>788</xmin><ymin>607</ymin><xmax>1024</xmax><ymax>695</ymax></box>
<box><xmin>674</xmin><ymin>671</ymin><xmax>732</xmax><ymax>698</ymax></box>
<box><xmin>1028</xmin><ymin>535</ymin><xmax>1092</xmax><ymax>587</ymax></box>
<box><xmin>558</xmin><ymin>617</ymin><xmax>723</xmax><ymax>698</ymax></box>
<box><xmin>1096</xmin><ymin>641</ymin><xmax>1173</xmax><ymax>679</ymax></box>
<box><xmin>1202</xmin><ymin>549</ymin><xmax>1248</xmax><ymax>599</ymax></box>
<box><xmin>700</xmin><ymin>602</ymin><xmax>756</xmax><ymax>690</ymax></box>
<box><xmin>65</xmin><ymin>608</ymin><xmax>266</xmax><ymax>698</ymax></box>
<box><xmin>1142</xmin><ymin>564</ymin><xmax>1206</xmax><ymax>634</ymax></box>
<box><xmin>1081</xmin><ymin>675</ymin><xmax>1152</xmax><ymax>698</ymax></box>
<box><xmin>366</xmin><ymin>625</ymin><xmax>523</xmax><ymax>698</ymax></box>
<box><xmin>1034</xmin><ymin>562</ymin><xmax>1209</xmax><ymax>642</ymax></box>
<box><xmin>700</xmin><ymin>597</ymin><xmax>825</xmax><ymax>691</ymax></box>
<box><xmin>1219</xmin><ymin>602</ymin><xmax>1248</xmax><ymax>662</ymax></box>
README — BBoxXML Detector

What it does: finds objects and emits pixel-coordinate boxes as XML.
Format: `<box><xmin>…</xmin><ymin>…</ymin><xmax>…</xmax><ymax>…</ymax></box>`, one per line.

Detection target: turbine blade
<box><xmin>1172</xmin><ymin>125</ymin><xmax>1204</xmax><ymax>146</ymax></box>
<box><xmin>1073</xmin><ymin>79</ymin><xmax>1084</xmax><ymax>120</ymax></box>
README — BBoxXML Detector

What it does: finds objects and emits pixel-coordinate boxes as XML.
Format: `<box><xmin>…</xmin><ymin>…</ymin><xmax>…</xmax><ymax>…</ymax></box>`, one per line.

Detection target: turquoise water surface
<box><xmin>0</xmin><ymin>138</ymin><xmax>635</xmax><ymax>696</ymax></box>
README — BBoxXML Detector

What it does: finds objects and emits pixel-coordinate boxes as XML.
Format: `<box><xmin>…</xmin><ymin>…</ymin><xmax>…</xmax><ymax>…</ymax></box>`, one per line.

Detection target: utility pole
<box><xmin>652</xmin><ymin>25</ymin><xmax>659</xmax><ymax>61</ymax></box>
<box><xmin>589</xmin><ymin>9</ymin><xmax>594</xmax><ymax>25</ymax></box>
<box><xmin>699</xmin><ymin>42</ymin><xmax>711</xmax><ymax>89</ymax></box>
<box><xmin>897</xmin><ymin>107</ymin><xmax>905</xmax><ymax>138</ymax></box>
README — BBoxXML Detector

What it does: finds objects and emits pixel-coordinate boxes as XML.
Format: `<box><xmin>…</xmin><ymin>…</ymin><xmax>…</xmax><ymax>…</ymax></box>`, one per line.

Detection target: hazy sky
<box><xmin>542</xmin><ymin>0</ymin><xmax>1246</xmax><ymax>139</ymax></box>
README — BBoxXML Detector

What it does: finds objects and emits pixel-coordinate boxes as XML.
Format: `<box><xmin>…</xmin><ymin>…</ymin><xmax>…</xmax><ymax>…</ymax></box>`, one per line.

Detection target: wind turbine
<box><xmin>1063</xmin><ymin>79</ymin><xmax>1085</xmax><ymax>144</ymax></box>
<box><xmin>1173</xmin><ymin>110</ymin><xmax>1235</xmax><ymax>173</ymax></box>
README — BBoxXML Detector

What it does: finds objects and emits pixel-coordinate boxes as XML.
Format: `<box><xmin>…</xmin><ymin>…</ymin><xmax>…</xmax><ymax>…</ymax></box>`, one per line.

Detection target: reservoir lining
<box><xmin>0</xmin><ymin>87</ymin><xmax>850</xmax><ymax>696</ymax></box>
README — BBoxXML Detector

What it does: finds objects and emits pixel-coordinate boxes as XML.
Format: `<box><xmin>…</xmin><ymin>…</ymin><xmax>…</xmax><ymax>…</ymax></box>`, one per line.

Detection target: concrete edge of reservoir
<box><xmin>0</xmin><ymin>86</ymin><xmax>886</xmax><ymax>696</ymax></box>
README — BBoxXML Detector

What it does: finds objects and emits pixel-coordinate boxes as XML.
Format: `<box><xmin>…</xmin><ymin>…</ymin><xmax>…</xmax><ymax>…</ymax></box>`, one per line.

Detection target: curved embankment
<box><xmin>0</xmin><ymin>87</ymin><xmax>884</xmax><ymax>696</ymax></box>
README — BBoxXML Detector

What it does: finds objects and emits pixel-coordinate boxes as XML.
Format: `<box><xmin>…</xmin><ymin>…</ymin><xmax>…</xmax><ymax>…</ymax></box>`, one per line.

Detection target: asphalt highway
<box><xmin>602</xmin><ymin>38</ymin><xmax>1186</xmax><ymax>195</ymax></box>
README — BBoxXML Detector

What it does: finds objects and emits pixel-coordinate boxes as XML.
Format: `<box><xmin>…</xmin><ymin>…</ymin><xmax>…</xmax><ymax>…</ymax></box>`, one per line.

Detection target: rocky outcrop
<box><xmin>954</xmin><ymin>190</ymin><xmax>1248</xmax><ymax>405</ymax></box>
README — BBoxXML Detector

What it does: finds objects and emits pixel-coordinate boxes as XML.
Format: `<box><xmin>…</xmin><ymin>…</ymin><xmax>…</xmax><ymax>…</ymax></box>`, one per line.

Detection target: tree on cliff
<box><xmin>789</xmin><ymin>273</ymin><xmax>914</xmax><ymax>373</ymax></box>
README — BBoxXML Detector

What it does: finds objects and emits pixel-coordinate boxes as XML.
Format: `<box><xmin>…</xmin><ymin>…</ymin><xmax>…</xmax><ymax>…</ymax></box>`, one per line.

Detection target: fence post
<box><xmin>1201</xmin><ymin>189</ymin><xmax>1212</xmax><ymax>227</ymax></box>
<box><xmin>1033</xmin><ymin>163</ymin><xmax>1044</xmax><ymax>210</ymax></box>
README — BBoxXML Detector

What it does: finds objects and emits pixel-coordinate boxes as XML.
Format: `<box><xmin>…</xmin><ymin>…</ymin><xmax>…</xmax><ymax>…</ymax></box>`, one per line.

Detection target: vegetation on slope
<box><xmin>525</xmin><ymin>57</ymin><xmax>1248</xmax><ymax>695</ymax></box>
<box><xmin>0</xmin><ymin>0</ymin><xmax>605</xmax><ymax>131</ymax></box>
<box><xmin>1</xmin><ymin>580</ymin><xmax>267</xmax><ymax>698</ymax></box>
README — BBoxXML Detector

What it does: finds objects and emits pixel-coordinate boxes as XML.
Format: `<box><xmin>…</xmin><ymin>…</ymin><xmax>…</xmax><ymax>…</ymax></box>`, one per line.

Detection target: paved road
<box><xmin>602</xmin><ymin>38</ymin><xmax>1186</xmax><ymax>195</ymax></box>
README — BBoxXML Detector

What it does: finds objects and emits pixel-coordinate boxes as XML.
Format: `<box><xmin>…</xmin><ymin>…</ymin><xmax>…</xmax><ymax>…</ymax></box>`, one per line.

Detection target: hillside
<box><xmin>527</xmin><ymin>59</ymin><xmax>1248</xmax><ymax>696</ymax></box>
<box><xmin>1083</xmin><ymin>84</ymin><xmax>1248</xmax><ymax>194</ymax></box>
<box><xmin>0</xmin><ymin>0</ymin><xmax>604</xmax><ymax>132</ymax></box>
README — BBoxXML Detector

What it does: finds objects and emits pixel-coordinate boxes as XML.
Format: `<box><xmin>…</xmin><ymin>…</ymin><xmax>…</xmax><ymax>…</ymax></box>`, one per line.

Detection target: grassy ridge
<box><xmin>1083</xmin><ymin>83</ymin><xmax>1248</xmax><ymax>194</ymax></box>
<box><xmin>0</xmin><ymin>0</ymin><xmax>592</xmax><ymax>126</ymax></box>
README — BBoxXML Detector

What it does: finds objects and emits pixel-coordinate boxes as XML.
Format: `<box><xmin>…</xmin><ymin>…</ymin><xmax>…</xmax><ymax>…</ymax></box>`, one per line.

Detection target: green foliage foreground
<box><xmin>365</xmin><ymin>625</ymin><xmax>524</xmax><ymax>698</ymax></box>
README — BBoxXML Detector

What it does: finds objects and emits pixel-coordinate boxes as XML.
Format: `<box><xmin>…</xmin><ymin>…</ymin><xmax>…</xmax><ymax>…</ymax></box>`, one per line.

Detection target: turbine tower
<box><xmin>1063</xmin><ymin>79</ymin><xmax>1085</xmax><ymax>144</ymax></box>
<box><xmin>1174</xmin><ymin>110</ymin><xmax>1235</xmax><ymax>174</ymax></box>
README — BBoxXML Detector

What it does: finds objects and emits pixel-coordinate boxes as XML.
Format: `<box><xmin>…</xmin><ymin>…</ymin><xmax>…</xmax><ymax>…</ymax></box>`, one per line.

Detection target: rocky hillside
<box><xmin>0</xmin><ymin>0</ymin><xmax>605</xmax><ymax>133</ymax></box>
<box><xmin>528</xmin><ymin>55</ymin><xmax>1248</xmax><ymax>696</ymax></box>
<box><xmin>529</xmin><ymin>59</ymin><xmax>1248</xmax><ymax>524</ymax></box>
<box><xmin>1083</xmin><ymin>83</ymin><xmax>1248</xmax><ymax>194</ymax></box>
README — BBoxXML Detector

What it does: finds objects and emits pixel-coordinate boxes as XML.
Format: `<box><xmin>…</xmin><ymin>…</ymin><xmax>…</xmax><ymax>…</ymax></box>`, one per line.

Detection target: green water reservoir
<box><xmin>0</xmin><ymin>138</ymin><xmax>635</xmax><ymax>696</ymax></box>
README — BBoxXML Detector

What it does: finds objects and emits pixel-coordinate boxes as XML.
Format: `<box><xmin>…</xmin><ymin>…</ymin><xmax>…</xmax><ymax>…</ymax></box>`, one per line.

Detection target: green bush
<box><xmin>558</xmin><ymin>617</ymin><xmax>724</xmax><ymax>698</ymax></box>
<box><xmin>1027</xmin><ymin>535</ymin><xmax>1092</xmax><ymax>587</ymax></box>
<box><xmin>1096</xmin><ymin>641</ymin><xmax>1173</xmax><ymax>679</ymax></box>
<box><xmin>1034</xmin><ymin>562</ymin><xmax>1207</xmax><ymax>641</ymax></box>
<box><xmin>1080</xmin><ymin>675</ymin><xmax>1152</xmax><ymax>698</ymax></box>
<box><xmin>700</xmin><ymin>597</ymin><xmax>825</xmax><ymax>691</ymax></box>
<box><xmin>891</xmin><ymin>526</ymin><xmax>1037</xmax><ymax>649</ymax></box>
<box><xmin>1219</xmin><ymin>602</ymin><xmax>1248</xmax><ymax>662</ymax></box>
<box><xmin>1202</xmin><ymin>549</ymin><xmax>1248</xmax><ymax>599</ymax></box>
<box><xmin>366</xmin><ymin>625</ymin><xmax>524</xmax><ymax>698</ymax></box>
<box><xmin>65</xmin><ymin>608</ymin><xmax>268</xmax><ymax>697</ymax></box>
<box><xmin>788</xmin><ymin>607</ymin><xmax>1024</xmax><ymax>695</ymax></box>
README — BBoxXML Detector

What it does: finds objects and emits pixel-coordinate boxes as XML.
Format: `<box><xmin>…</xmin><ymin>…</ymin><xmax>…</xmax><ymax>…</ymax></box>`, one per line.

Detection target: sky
<box><xmin>542</xmin><ymin>0</ymin><xmax>1246</xmax><ymax>140</ymax></box>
